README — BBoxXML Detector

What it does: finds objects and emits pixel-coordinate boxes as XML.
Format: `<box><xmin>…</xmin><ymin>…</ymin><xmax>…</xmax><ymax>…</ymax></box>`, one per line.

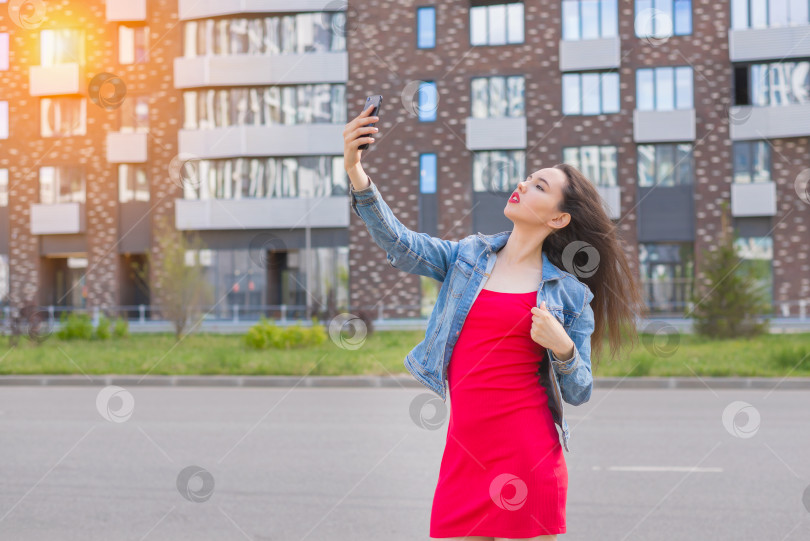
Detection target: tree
<box><xmin>148</xmin><ymin>215</ymin><xmax>215</xmax><ymax>340</ymax></box>
<box><xmin>690</xmin><ymin>201</ymin><xmax>770</xmax><ymax>338</ymax></box>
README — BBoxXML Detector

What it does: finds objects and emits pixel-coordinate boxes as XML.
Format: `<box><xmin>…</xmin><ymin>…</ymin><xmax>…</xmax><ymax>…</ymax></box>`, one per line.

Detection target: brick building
<box><xmin>0</xmin><ymin>0</ymin><xmax>807</xmax><ymax>322</ymax></box>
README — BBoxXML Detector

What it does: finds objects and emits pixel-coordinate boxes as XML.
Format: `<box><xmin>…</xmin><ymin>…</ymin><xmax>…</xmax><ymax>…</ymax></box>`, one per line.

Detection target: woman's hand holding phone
<box><xmin>343</xmin><ymin>104</ymin><xmax>379</xmax><ymax>187</ymax></box>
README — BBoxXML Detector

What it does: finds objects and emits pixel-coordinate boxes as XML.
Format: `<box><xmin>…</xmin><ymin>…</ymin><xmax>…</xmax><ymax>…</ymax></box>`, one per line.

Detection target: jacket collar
<box><xmin>476</xmin><ymin>231</ymin><xmax>563</xmax><ymax>283</ymax></box>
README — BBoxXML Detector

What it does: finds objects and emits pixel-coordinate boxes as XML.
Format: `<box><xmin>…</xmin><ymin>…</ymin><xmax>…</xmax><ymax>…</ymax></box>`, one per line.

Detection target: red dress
<box><xmin>430</xmin><ymin>288</ymin><xmax>567</xmax><ymax>538</ymax></box>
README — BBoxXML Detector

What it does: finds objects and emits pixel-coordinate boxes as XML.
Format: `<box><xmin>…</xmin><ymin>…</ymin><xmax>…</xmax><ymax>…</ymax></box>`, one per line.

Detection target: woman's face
<box><xmin>504</xmin><ymin>167</ymin><xmax>571</xmax><ymax>231</ymax></box>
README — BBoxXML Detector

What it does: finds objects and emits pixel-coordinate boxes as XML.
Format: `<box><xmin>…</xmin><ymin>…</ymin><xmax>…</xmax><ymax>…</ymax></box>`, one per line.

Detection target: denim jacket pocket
<box><xmin>449</xmin><ymin>256</ymin><xmax>473</xmax><ymax>298</ymax></box>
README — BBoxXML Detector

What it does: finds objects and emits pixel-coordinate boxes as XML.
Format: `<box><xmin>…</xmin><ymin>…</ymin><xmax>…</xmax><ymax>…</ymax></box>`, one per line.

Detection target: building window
<box><xmin>183</xmin><ymin>84</ymin><xmax>345</xmax><ymax>130</ymax></box>
<box><xmin>41</xmin><ymin>97</ymin><xmax>86</xmax><ymax>137</ymax></box>
<box><xmin>0</xmin><ymin>101</ymin><xmax>7</xmax><ymax>139</ymax></box>
<box><xmin>734</xmin><ymin>235</ymin><xmax>773</xmax><ymax>307</ymax></box>
<box><xmin>186</xmin><ymin>245</ymin><xmax>348</xmax><ymax>318</ymax></box>
<box><xmin>182</xmin><ymin>13</ymin><xmax>346</xmax><ymax>58</ymax></box>
<box><xmin>562</xmin><ymin>0</ymin><xmax>618</xmax><ymax>40</ymax></box>
<box><xmin>637</xmin><ymin>143</ymin><xmax>693</xmax><ymax>186</ymax></box>
<box><xmin>562</xmin><ymin>71</ymin><xmax>620</xmax><ymax>115</ymax></box>
<box><xmin>420</xmin><ymin>153</ymin><xmax>437</xmax><ymax>193</ymax></box>
<box><xmin>39</xmin><ymin>166</ymin><xmax>85</xmax><ymax>204</ymax></box>
<box><xmin>562</xmin><ymin>145</ymin><xmax>618</xmax><ymax>186</ymax></box>
<box><xmin>120</xmin><ymin>96</ymin><xmax>149</xmax><ymax>133</ymax></box>
<box><xmin>119</xmin><ymin>164</ymin><xmax>149</xmax><ymax>203</ymax></box>
<box><xmin>182</xmin><ymin>156</ymin><xmax>346</xmax><ymax>200</ymax></box>
<box><xmin>0</xmin><ymin>33</ymin><xmax>8</xmax><ymax>71</ymax></box>
<box><xmin>418</xmin><ymin>81</ymin><xmax>438</xmax><ymax>121</ymax></box>
<box><xmin>735</xmin><ymin>61</ymin><xmax>810</xmax><ymax>106</ymax></box>
<box><xmin>639</xmin><ymin>242</ymin><xmax>694</xmax><ymax>314</ymax></box>
<box><xmin>733</xmin><ymin>141</ymin><xmax>771</xmax><ymax>183</ymax></box>
<box><xmin>472</xmin><ymin>149</ymin><xmax>526</xmax><ymax>192</ymax></box>
<box><xmin>119</xmin><ymin>24</ymin><xmax>149</xmax><ymax>64</ymax></box>
<box><xmin>0</xmin><ymin>168</ymin><xmax>7</xmax><ymax>206</ymax></box>
<box><xmin>732</xmin><ymin>0</ymin><xmax>810</xmax><ymax>29</ymax></box>
<box><xmin>635</xmin><ymin>0</ymin><xmax>692</xmax><ymax>38</ymax></box>
<box><xmin>417</xmin><ymin>6</ymin><xmax>436</xmax><ymax>48</ymax></box>
<box><xmin>470</xmin><ymin>2</ymin><xmax>524</xmax><ymax>46</ymax></box>
<box><xmin>40</xmin><ymin>29</ymin><xmax>85</xmax><ymax>65</ymax></box>
<box><xmin>471</xmin><ymin>75</ymin><xmax>525</xmax><ymax>118</ymax></box>
<box><xmin>636</xmin><ymin>66</ymin><xmax>693</xmax><ymax>111</ymax></box>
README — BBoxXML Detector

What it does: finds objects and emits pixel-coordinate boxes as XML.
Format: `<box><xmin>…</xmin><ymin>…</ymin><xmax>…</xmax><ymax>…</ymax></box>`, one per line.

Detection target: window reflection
<box><xmin>470</xmin><ymin>75</ymin><xmax>525</xmax><ymax>118</ymax></box>
<box><xmin>472</xmin><ymin>149</ymin><xmax>526</xmax><ymax>192</ymax></box>
<box><xmin>562</xmin><ymin>145</ymin><xmax>618</xmax><ymax>187</ymax></box>
<box><xmin>637</xmin><ymin>143</ymin><xmax>693</xmax><ymax>186</ymax></box>
<box><xmin>182</xmin><ymin>156</ymin><xmax>347</xmax><ymax>200</ymax></box>
<box><xmin>470</xmin><ymin>2</ymin><xmax>524</xmax><ymax>46</ymax></box>
<box><xmin>183</xmin><ymin>84</ymin><xmax>346</xmax><ymax>129</ymax></box>
<box><xmin>636</xmin><ymin>66</ymin><xmax>693</xmax><ymax>111</ymax></box>
<box><xmin>183</xmin><ymin>12</ymin><xmax>346</xmax><ymax>57</ymax></box>
<box><xmin>733</xmin><ymin>141</ymin><xmax>771</xmax><ymax>183</ymax></box>
<box><xmin>639</xmin><ymin>242</ymin><xmax>694</xmax><ymax>314</ymax></box>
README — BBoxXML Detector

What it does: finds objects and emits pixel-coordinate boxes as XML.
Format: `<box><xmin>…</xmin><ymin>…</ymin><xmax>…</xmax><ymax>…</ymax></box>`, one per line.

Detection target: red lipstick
<box><xmin>509</xmin><ymin>192</ymin><xmax>520</xmax><ymax>203</ymax></box>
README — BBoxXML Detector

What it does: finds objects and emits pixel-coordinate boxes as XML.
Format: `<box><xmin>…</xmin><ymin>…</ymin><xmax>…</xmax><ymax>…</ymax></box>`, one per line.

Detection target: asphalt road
<box><xmin>0</xmin><ymin>384</ymin><xmax>807</xmax><ymax>540</ymax></box>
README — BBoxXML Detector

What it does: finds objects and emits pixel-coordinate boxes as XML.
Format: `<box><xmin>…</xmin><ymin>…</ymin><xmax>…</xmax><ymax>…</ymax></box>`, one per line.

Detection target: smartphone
<box><xmin>358</xmin><ymin>95</ymin><xmax>382</xmax><ymax>150</ymax></box>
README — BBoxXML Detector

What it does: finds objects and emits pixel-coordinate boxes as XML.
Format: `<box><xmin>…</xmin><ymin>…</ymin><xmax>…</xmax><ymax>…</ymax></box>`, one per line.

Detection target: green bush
<box><xmin>56</xmin><ymin>312</ymin><xmax>94</xmax><ymax>340</ymax></box>
<box><xmin>770</xmin><ymin>345</ymin><xmax>810</xmax><ymax>370</ymax></box>
<box><xmin>113</xmin><ymin>317</ymin><xmax>130</xmax><ymax>338</ymax></box>
<box><xmin>244</xmin><ymin>316</ymin><xmax>328</xmax><ymax>350</ymax></box>
<box><xmin>95</xmin><ymin>315</ymin><xmax>111</xmax><ymax>340</ymax></box>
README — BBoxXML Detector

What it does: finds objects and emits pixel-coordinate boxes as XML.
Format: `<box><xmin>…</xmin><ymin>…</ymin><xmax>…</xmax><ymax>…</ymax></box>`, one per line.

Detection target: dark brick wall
<box><xmin>346</xmin><ymin>0</ymin><xmax>809</xmax><ymax>318</ymax></box>
<box><xmin>0</xmin><ymin>0</ymin><xmax>181</xmax><ymax>312</ymax></box>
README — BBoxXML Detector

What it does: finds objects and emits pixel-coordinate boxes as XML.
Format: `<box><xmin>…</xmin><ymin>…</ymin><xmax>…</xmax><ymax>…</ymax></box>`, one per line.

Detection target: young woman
<box><xmin>344</xmin><ymin>105</ymin><xmax>645</xmax><ymax>541</ymax></box>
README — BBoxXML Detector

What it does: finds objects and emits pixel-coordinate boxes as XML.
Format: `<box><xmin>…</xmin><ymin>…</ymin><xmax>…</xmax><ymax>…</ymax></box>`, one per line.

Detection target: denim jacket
<box><xmin>350</xmin><ymin>177</ymin><xmax>595</xmax><ymax>452</ymax></box>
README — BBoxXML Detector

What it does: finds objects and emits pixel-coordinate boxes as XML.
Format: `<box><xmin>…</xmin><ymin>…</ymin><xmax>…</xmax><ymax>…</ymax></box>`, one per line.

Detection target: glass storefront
<box><xmin>188</xmin><ymin>245</ymin><xmax>348</xmax><ymax>321</ymax></box>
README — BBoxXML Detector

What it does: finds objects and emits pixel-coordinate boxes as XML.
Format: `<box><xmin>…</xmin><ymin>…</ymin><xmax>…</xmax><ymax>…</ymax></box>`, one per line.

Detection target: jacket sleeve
<box><xmin>350</xmin><ymin>175</ymin><xmax>459</xmax><ymax>282</ymax></box>
<box><xmin>548</xmin><ymin>286</ymin><xmax>595</xmax><ymax>406</ymax></box>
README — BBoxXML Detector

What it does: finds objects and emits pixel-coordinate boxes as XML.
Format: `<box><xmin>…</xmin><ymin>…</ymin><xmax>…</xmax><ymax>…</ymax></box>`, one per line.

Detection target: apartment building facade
<box><xmin>0</xmin><ymin>0</ymin><xmax>808</xmax><ymax>322</ymax></box>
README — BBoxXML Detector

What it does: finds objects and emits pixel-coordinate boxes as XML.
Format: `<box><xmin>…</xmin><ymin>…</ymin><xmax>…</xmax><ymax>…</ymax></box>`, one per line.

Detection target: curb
<box><xmin>0</xmin><ymin>375</ymin><xmax>808</xmax><ymax>390</ymax></box>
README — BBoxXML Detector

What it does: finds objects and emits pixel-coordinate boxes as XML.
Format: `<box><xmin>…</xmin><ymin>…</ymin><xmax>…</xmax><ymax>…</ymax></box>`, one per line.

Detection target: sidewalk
<box><xmin>0</xmin><ymin>374</ymin><xmax>808</xmax><ymax>389</ymax></box>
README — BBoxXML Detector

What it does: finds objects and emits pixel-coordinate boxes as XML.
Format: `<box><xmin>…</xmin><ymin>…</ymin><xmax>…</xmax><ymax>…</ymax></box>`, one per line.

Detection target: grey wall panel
<box><xmin>637</xmin><ymin>185</ymin><xmax>695</xmax><ymax>242</ymax></box>
<box><xmin>174</xmin><ymin>52</ymin><xmax>348</xmax><ymax>88</ymax></box>
<box><xmin>0</xmin><ymin>207</ymin><xmax>8</xmax><ymax>254</ymax></box>
<box><xmin>729</xmin><ymin>26</ymin><xmax>810</xmax><ymax>62</ymax></box>
<box><xmin>40</xmin><ymin>234</ymin><xmax>87</xmax><ymax>255</ymax></box>
<box><xmin>729</xmin><ymin>104</ymin><xmax>810</xmax><ymax>140</ymax></box>
<box><xmin>118</xmin><ymin>202</ymin><xmax>151</xmax><ymax>254</ymax></box>
<box><xmin>178</xmin><ymin>0</ymin><xmax>341</xmax><ymax>20</ymax></box>
<box><xmin>733</xmin><ymin>216</ymin><xmax>772</xmax><ymax>238</ymax></box>
<box><xmin>465</xmin><ymin>117</ymin><xmax>527</xmax><ymax>150</ymax></box>
<box><xmin>633</xmin><ymin>109</ymin><xmax>696</xmax><ymax>142</ymax></box>
<box><xmin>419</xmin><ymin>193</ymin><xmax>439</xmax><ymax>237</ymax></box>
<box><xmin>472</xmin><ymin>191</ymin><xmax>513</xmax><ymax>236</ymax></box>
<box><xmin>192</xmin><ymin>228</ymin><xmax>349</xmax><ymax>252</ymax></box>
<box><xmin>559</xmin><ymin>37</ymin><xmax>621</xmax><ymax>71</ymax></box>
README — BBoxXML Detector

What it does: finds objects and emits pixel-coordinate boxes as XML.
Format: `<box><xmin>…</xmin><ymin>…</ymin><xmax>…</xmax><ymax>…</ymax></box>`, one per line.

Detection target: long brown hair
<box><xmin>543</xmin><ymin>163</ymin><xmax>647</xmax><ymax>369</ymax></box>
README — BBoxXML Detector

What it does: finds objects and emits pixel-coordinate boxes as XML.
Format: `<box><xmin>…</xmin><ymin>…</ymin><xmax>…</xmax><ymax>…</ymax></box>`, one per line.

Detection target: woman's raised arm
<box><xmin>343</xmin><ymin>105</ymin><xmax>459</xmax><ymax>282</ymax></box>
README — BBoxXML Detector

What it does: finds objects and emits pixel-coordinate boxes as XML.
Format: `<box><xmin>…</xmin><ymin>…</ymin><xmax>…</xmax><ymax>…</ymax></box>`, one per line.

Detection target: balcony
<box><xmin>29</xmin><ymin>64</ymin><xmax>82</xmax><ymax>96</ymax></box>
<box><xmin>731</xmin><ymin>182</ymin><xmax>777</xmax><ymax>217</ymax></box>
<box><xmin>465</xmin><ymin>117</ymin><xmax>526</xmax><ymax>150</ymax></box>
<box><xmin>729</xmin><ymin>104</ymin><xmax>810</xmax><ymax>140</ymax></box>
<box><xmin>106</xmin><ymin>132</ymin><xmax>148</xmax><ymax>163</ymax></box>
<box><xmin>173</xmin><ymin>52</ymin><xmax>348</xmax><ymax>88</ymax></box>
<box><xmin>175</xmin><ymin>196</ymin><xmax>350</xmax><ymax>230</ymax></box>
<box><xmin>559</xmin><ymin>37</ymin><xmax>621</xmax><ymax>72</ymax></box>
<box><xmin>178</xmin><ymin>0</ymin><xmax>339</xmax><ymax>20</ymax></box>
<box><xmin>178</xmin><ymin>124</ymin><xmax>344</xmax><ymax>159</ymax></box>
<box><xmin>633</xmin><ymin>109</ymin><xmax>696</xmax><ymax>143</ymax></box>
<box><xmin>30</xmin><ymin>202</ymin><xmax>85</xmax><ymax>235</ymax></box>
<box><xmin>106</xmin><ymin>0</ymin><xmax>146</xmax><ymax>21</ymax></box>
<box><xmin>729</xmin><ymin>25</ymin><xmax>810</xmax><ymax>62</ymax></box>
